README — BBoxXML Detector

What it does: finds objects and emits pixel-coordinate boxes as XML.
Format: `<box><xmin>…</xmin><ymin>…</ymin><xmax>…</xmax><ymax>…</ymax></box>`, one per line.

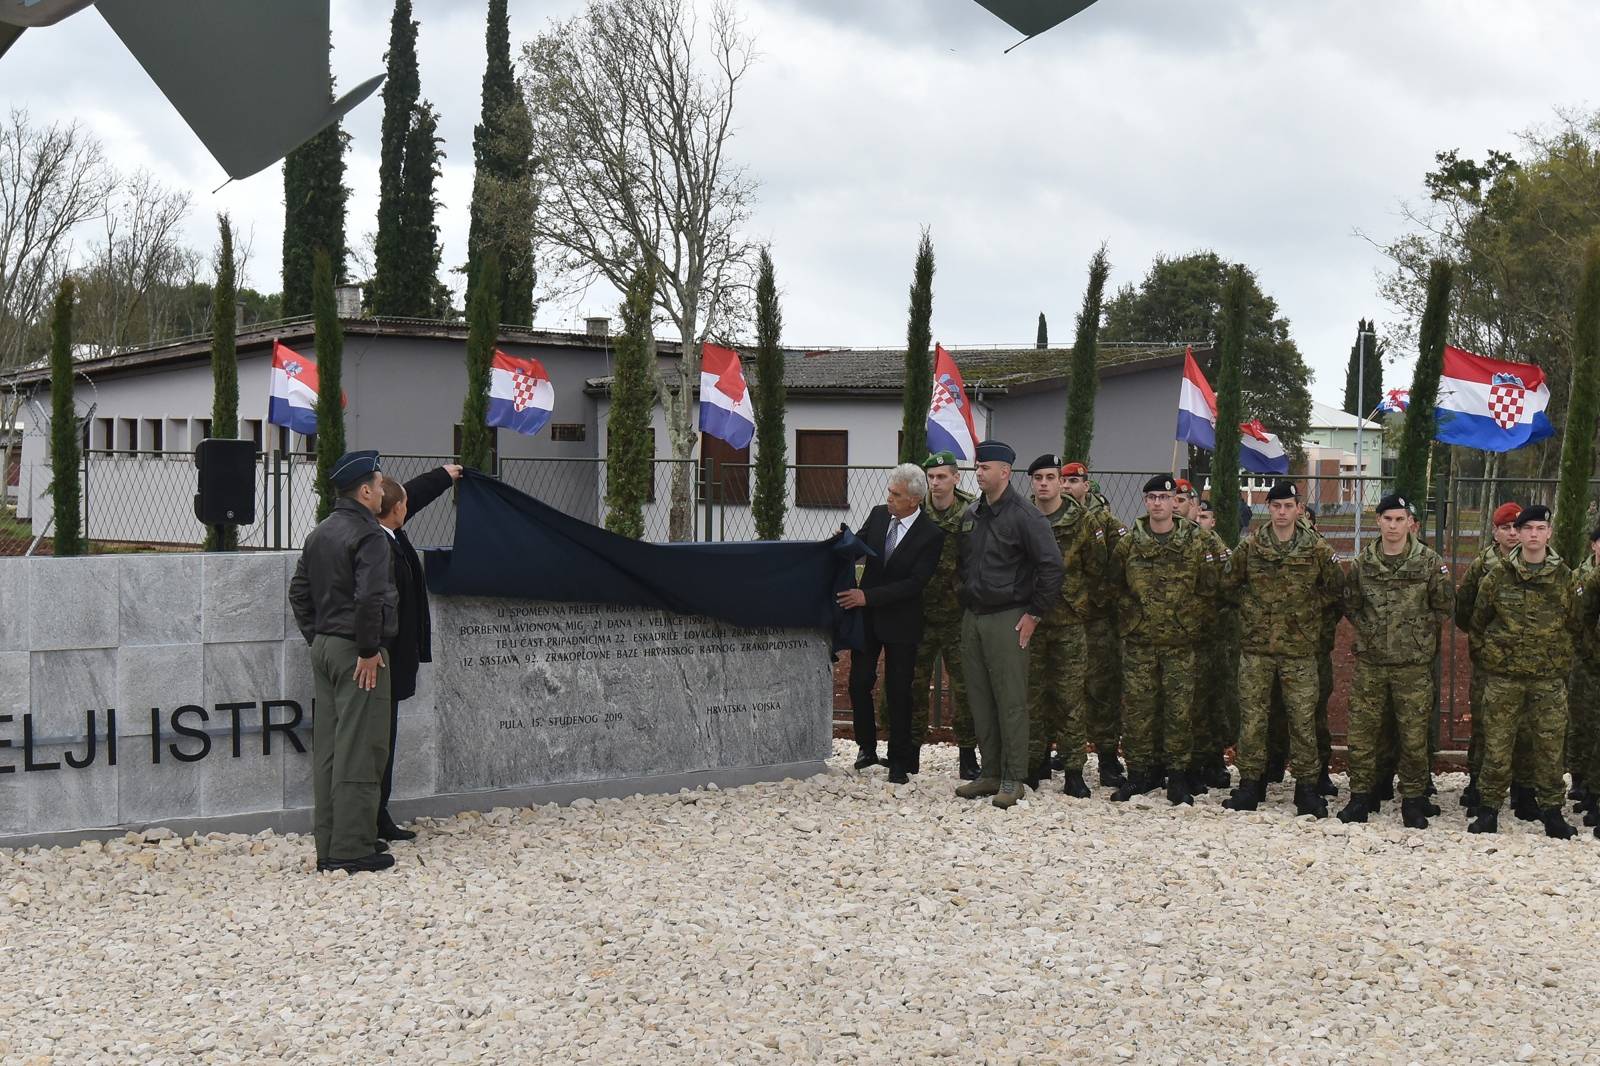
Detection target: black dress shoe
<box><xmin>317</xmin><ymin>851</ymin><xmax>397</xmax><ymax>874</ymax></box>
<box><xmin>907</xmin><ymin>747</ymin><xmax>921</xmax><ymax>775</ymax></box>
<box><xmin>852</xmin><ymin>748</ymin><xmax>880</xmax><ymax>771</ymax></box>
<box><xmin>958</xmin><ymin>747</ymin><xmax>981</xmax><ymax>781</ymax></box>
<box><xmin>378</xmin><ymin>814</ymin><xmax>417</xmax><ymax>842</ymax></box>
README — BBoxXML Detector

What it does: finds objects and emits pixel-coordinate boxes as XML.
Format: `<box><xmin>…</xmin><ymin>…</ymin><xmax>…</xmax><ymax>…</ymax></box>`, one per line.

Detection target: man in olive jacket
<box><xmin>1221</xmin><ymin>480</ymin><xmax>1344</xmax><ymax>818</ymax></box>
<box><xmin>1466</xmin><ymin>505</ymin><xmax>1579</xmax><ymax>838</ymax></box>
<box><xmin>1337</xmin><ymin>494</ymin><xmax>1454</xmax><ymax>829</ymax></box>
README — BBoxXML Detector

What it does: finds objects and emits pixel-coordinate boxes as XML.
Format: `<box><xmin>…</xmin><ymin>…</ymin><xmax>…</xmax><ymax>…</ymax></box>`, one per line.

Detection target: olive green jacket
<box><xmin>1035</xmin><ymin>494</ymin><xmax>1103</xmax><ymax>627</ymax></box>
<box><xmin>1470</xmin><ymin>547</ymin><xmax>1578</xmax><ymax>678</ymax></box>
<box><xmin>919</xmin><ymin>488</ymin><xmax>974</xmax><ymax>626</ymax></box>
<box><xmin>1109</xmin><ymin>516</ymin><xmax>1220</xmax><ymax>646</ymax></box>
<box><xmin>1342</xmin><ymin>535</ymin><xmax>1454</xmax><ymax>666</ymax></box>
<box><xmin>1224</xmin><ymin>521</ymin><xmax>1344</xmax><ymax>657</ymax></box>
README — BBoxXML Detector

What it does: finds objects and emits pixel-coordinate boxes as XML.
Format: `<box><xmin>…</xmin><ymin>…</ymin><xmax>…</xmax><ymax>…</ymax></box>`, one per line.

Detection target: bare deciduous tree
<box><xmin>523</xmin><ymin>0</ymin><xmax>758</xmax><ymax>540</ymax></box>
<box><xmin>74</xmin><ymin>170</ymin><xmax>195</xmax><ymax>357</ymax></box>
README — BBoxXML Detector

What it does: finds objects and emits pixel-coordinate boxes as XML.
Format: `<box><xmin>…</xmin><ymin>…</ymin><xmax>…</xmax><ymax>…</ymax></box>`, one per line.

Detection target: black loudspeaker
<box><xmin>193</xmin><ymin>438</ymin><xmax>257</xmax><ymax>526</ymax></box>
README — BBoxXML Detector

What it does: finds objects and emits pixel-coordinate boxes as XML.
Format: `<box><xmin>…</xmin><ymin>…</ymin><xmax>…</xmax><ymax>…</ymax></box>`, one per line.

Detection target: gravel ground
<box><xmin>3</xmin><ymin>741</ymin><xmax>1600</xmax><ymax>1065</ymax></box>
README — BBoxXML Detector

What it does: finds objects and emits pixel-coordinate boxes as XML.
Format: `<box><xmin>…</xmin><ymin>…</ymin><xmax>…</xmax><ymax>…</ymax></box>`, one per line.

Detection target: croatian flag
<box><xmin>1375</xmin><ymin>388</ymin><xmax>1409</xmax><ymax>414</ymax></box>
<box><xmin>699</xmin><ymin>343</ymin><xmax>755</xmax><ymax>449</ymax></box>
<box><xmin>927</xmin><ymin>344</ymin><xmax>979</xmax><ymax>462</ymax></box>
<box><xmin>267</xmin><ymin>341</ymin><xmax>340</xmax><ymax>436</ymax></box>
<box><xmin>1435</xmin><ymin>345</ymin><xmax>1554</xmax><ymax>452</ymax></box>
<box><xmin>1175</xmin><ymin>346</ymin><xmax>1218</xmax><ymax>449</ymax></box>
<box><xmin>1239</xmin><ymin>419</ymin><xmax>1290</xmax><ymax>475</ymax></box>
<box><xmin>487</xmin><ymin>350</ymin><xmax>555</xmax><ymax>436</ymax></box>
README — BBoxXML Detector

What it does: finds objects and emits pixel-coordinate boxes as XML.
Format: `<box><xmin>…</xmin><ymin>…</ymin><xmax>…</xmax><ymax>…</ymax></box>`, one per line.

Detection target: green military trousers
<box><xmin>1348</xmin><ymin>660</ymin><xmax>1433</xmax><ymax>800</ymax></box>
<box><xmin>1468</xmin><ymin>666</ymin><xmax>1534</xmax><ymax>785</ymax></box>
<box><xmin>1121</xmin><ymin>642</ymin><xmax>1195</xmax><ymax>776</ymax></box>
<box><xmin>898</xmin><ymin>616</ymin><xmax>973</xmax><ymax>748</ymax></box>
<box><xmin>1566</xmin><ymin>660</ymin><xmax>1600</xmax><ymax>785</ymax></box>
<box><xmin>961</xmin><ymin>607</ymin><xmax>1032</xmax><ymax>784</ymax></box>
<box><xmin>1085</xmin><ymin>614</ymin><xmax>1123</xmax><ymax>761</ymax></box>
<box><xmin>1238</xmin><ymin>652</ymin><xmax>1320</xmax><ymax>781</ymax></box>
<box><xmin>1027</xmin><ymin>621</ymin><xmax>1088</xmax><ymax>774</ymax></box>
<box><xmin>311</xmin><ymin>634</ymin><xmax>393</xmax><ymax>863</ymax></box>
<box><xmin>1478</xmin><ymin>672</ymin><xmax>1568</xmax><ymax>811</ymax></box>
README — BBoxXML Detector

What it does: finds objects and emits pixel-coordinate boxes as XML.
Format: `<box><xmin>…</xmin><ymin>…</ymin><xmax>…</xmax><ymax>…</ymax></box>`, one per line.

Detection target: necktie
<box><xmin>885</xmin><ymin>517</ymin><xmax>902</xmax><ymax>558</ymax></box>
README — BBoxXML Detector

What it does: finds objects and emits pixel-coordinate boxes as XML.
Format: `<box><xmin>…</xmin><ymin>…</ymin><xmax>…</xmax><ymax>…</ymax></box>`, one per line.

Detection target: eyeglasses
<box><xmin>1145</xmin><ymin>493</ymin><xmax>1174</xmax><ymax>503</ymax></box>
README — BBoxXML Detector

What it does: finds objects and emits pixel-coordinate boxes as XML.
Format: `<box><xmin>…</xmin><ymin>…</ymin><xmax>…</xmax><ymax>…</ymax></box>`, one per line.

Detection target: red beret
<box><xmin>1492</xmin><ymin>502</ymin><xmax>1521</xmax><ymax>528</ymax></box>
<box><xmin>1062</xmin><ymin>462</ymin><xmax>1087</xmax><ymax>477</ymax></box>
<box><xmin>1174</xmin><ymin>478</ymin><xmax>1194</xmax><ymax>494</ymax></box>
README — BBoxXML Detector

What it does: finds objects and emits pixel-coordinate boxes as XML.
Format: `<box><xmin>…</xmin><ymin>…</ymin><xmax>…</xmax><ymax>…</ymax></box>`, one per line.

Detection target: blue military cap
<box><xmin>329</xmin><ymin>450</ymin><xmax>382</xmax><ymax>490</ymax></box>
<box><xmin>974</xmin><ymin>440</ymin><xmax>1016</xmax><ymax>465</ymax></box>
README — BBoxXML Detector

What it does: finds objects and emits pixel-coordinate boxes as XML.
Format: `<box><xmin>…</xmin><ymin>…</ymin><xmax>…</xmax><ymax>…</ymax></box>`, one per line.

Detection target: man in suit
<box><xmin>373</xmin><ymin>463</ymin><xmax>462</xmax><ymax>841</ymax></box>
<box><xmin>837</xmin><ymin>463</ymin><xmax>946</xmax><ymax>783</ymax></box>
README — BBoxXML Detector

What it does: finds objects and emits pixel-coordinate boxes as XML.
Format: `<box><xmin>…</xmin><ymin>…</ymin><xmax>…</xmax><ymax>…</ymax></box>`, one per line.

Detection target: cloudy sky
<box><xmin>3</xmin><ymin>0</ymin><xmax>1596</xmax><ymax>406</ymax></box>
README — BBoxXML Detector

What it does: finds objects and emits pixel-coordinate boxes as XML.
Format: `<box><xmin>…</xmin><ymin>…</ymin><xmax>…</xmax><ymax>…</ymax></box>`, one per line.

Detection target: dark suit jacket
<box><xmin>853</xmin><ymin>505</ymin><xmax>945</xmax><ymax>644</ymax></box>
<box><xmin>387</xmin><ymin>467</ymin><xmax>454</xmax><ymax>701</ymax></box>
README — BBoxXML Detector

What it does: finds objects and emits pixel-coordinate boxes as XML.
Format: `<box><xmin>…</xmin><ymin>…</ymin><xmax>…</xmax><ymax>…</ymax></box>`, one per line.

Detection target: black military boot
<box><xmin>1317</xmin><ymin>762</ymin><xmax>1339</xmax><ymax>797</ymax></box>
<box><xmin>1061</xmin><ymin>770</ymin><xmax>1092</xmax><ymax>798</ymax></box>
<box><xmin>1024</xmin><ymin>754</ymin><xmax>1052</xmax><ymax>792</ymax></box>
<box><xmin>1097</xmin><ymin>752</ymin><xmax>1127</xmax><ymax>789</ymax></box>
<box><xmin>1222</xmin><ymin>778</ymin><xmax>1262</xmax><ymax>811</ymax></box>
<box><xmin>958</xmin><ymin>747</ymin><xmax>980</xmax><ymax>781</ymax></box>
<box><xmin>1294</xmin><ymin>782</ymin><xmax>1328</xmax><ymax>819</ymax></box>
<box><xmin>1570</xmin><ymin>773</ymin><xmax>1586</xmax><ymax>801</ymax></box>
<box><xmin>1467</xmin><ymin>806</ymin><xmax>1499</xmax><ymax>834</ymax></box>
<box><xmin>1370</xmin><ymin>775</ymin><xmax>1395</xmax><ymax>803</ymax></box>
<box><xmin>1200</xmin><ymin>754</ymin><xmax>1233</xmax><ymax>790</ymax></box>
<box><xmin>1511</xmin><ymin>784</ymin><xmax>1540</xmax><ymax>822</ymax></box>
<box><xmin>1420</xmin><ymin>794</ymin><xmax>1441</xmax><ymax>817</ymax></box>
<box><xmin>1400</xmin><ymin>797</ymin><xmax>1430</xmax><ymax>830</ymax></box>
<box><xmin>1050</xmin><ymin>752</ymin><xmax>1065</xmax><ymax>772</ymax></box>
<box><xmin>1186</xmin><ymin>762</ymin><xmax>1211</xmax><ymax>795</ymax></box>
<box><xmin>1336</xmin><ymin>794</ymin><xmax>1371</xmax><ymax>824</ymax></box>
<box><xmin>1166</xmin><ymin>771</ymin><xmax>1194</xmax><ymax>806</ymax></box>
<box><xmin>1264</xmin><ymin>758</ymin><xmax>1288</xmax><ymax>785</ymax></box>
<box><xmin>1541</xmin><ymin>807</ymin><xmax>1577</xmax><ymax>839</ymax></box>
<box><xmin>1110</xmin><ymin>769</ymin><xmax>1157</xmax><ymax>802</ymax></box>
<box><xmin>1459</xmin><ymin>776</ymin><xmax>1480</xmax><ymax>808</ymax></box>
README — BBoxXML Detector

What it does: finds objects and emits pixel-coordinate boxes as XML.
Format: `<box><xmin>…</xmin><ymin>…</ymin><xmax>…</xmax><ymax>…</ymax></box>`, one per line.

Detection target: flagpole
<box><xmin>1170</xmin><ymin>439</ymin><xmax>1182</xmax><ymax>479</ymax></box>
<box><xmin>1353</xmin><ymin>325</ymin><xmax>1374</xmax><ymax>554</ymax></box>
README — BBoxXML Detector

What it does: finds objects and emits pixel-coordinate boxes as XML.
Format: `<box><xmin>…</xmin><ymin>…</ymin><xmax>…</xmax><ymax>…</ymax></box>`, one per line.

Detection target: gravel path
<box><xmin>3</xmin><ymin>741</ymin><xmax>1599</xmax><ymax>1065</ymax></box>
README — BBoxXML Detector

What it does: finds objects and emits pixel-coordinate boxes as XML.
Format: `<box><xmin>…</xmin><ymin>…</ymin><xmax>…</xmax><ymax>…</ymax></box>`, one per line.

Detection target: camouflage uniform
<box><xmin>1189</xmin><ymin>524</ymin><xmax>1235</xmax><ymax>766</ymax></box>
<box><xmin>1469</xmin><ymin>548</ymin><xmax>1578</xmax><ymax>811</ymax></box>
<box><xmin>1109</xmin><ymin>516</ymin><xmax>1220</xmax><ymax>777</ymax></box>
<box><xmin>1456</xmin><ymin>545</ymin><xmax>1532</xmax><ymax>783</ymax></box>
<box><xmin>1083</xmin><ymin>493</ymin><xmax>1126</xmax><ymax>762</ymax></box>
<box><xmin>1567</xmin><ymin>556</ymin><xmax>1600</xmax><ymax>788</ymax></box>
<box><xmin>900</xmin><ymin>488</ymin><xmax>976</xmax><ymax>747</ymax></box>
<box><xmin>1026</xmin><ymin>495</ymin><xmax>1104</xmax><ymax>775</ymax></box>
<box><xmin>1225</xmin><ymin>522</ymin><xmax>1344</xmax><ymax>782</ymax></box>
<box><xmin>1342</xmin><ymin>536</ymin><xmax>1454</xmax><ymax>800</ymax></box>
<box><xmin>1267</xmin><ymin>519</ymin><xmax>1337</xmax><ymax>779</ymax></box>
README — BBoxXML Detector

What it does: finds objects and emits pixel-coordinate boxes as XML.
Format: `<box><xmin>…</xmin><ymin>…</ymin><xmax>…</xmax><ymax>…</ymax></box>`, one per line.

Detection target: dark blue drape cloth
<box><xmin>424</xmin><ymin>471</ymin><xmax>872</xmax><ymax>652</ymax></box>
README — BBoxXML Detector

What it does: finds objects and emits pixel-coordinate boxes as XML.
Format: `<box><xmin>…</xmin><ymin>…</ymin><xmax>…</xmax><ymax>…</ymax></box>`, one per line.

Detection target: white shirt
<box><xmin>885</xmin><ymin>508</ymin><xmax>920</xmax><ymax>555</ymax></box>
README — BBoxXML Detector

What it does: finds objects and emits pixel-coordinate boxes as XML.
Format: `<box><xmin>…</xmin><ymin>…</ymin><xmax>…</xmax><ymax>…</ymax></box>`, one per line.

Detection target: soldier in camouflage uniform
<box><xmin>1107</xmin><ymin>475</ymin><xmax>1221</xmax><ymax>804</ymax></box>
<box><xmin>1455</xmin><ymin>502</ymin><xmax>1530</xmax><ymax>811</ymax></box>
<box><xmin>1465</xmin><ymin>505</ymin><xmax>1578</xmax><ymax>838</ymax></box>
<box><xmin>1336</xmin><ymin>494</ymin><xmax>1454</xmax><ymax>829</ymax></box>
<box><xmin>1178</xmin><ymin>486</ymin><xmax>1234</xmax><ymax>790</ymax></box>
<box><xmin>1067</xmin><ymin>468</ymin><xmax>1127</xmax><ymax>787</ymax></box>
<box><xmin>1265</xmin><ymin>503</ymin><xmax>1339</xmax><ymax>797</ymax></box>
<box><xmin>902</xmin><ymin>451</ymin><xmax>979</xmax><ymax>779</ymax></box>
<box><xmin>1569</xmin><ymin>529</ymin><xmax>1600</xmax><ymax>823</ymax></box>
<box><xmin>1022</xmin><ymin>454</ymin><xmax>1103</xmax><ymax>796</ymax></box>
<box><xmin>1222</xmin><ymin>480</ymin><xmax>1345</xmax><ymax>817</ymax></box>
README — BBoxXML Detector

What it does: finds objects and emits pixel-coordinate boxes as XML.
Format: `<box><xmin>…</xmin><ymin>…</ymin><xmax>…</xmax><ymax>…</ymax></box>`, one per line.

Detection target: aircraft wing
<box><xmin>973</xmin><ymin>0</ymin><xmax>1102</xmax><ymax>37</ymax></box>
<box><xmin>0</xmin><ymin>23</ymin><xmax>21</xmax><ymax>58</ymax></box>
<box><xmin>94</xmin><ymin>0</ymin><xmax>382</xmax><ymax>180</ymax></box>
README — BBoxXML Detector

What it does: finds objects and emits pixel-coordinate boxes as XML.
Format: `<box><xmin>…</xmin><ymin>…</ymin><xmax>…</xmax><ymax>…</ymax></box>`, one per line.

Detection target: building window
<box><xmin>244</xmin><ymin>419</ymin><xmax>264</xmax><ymax>453</ymax></box>
<box><xmin>698</xmin><ymin>433</ymin><xmax>750</xmax><ymax>505</ymax></box>
<box><xmin>795</xmin><ymin>430</ymin><xmax>848</xmax><ymax>508</ymax></box>
<box><xmin>453</xmin><ymin>424</ymin><xmax>499</xmax><ymax>471</ymax></box>
<box><xmin>143</xmin><ymin>418</ymin><xmax>163</xmax><ymax>454</ymax></box>
<box><xmin>94</xmin><ymin>417</ymin><xmax>112</xmax><ymax>452</ymax></box>
<box><xmin>166</xmin><ymin>418</ymin><xmax>189</xmax><ymax>454</ymax></box>
<box><xmin>551</xmin><ymin>423</ymin><xmax>587</xmax><ymax>443</ymax></box>
<box><xmin>193</xmin><ymin>418</ymin><xmax>212</xmax><ymax>445</ymax></box>
<box><xmin>118</xmin><ymin>417</ymin><xmax>138</xmax><ymax>453</ymax></box>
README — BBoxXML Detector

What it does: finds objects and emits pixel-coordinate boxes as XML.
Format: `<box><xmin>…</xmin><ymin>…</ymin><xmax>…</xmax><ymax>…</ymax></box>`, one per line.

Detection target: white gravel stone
<box><xmin>0</xmin><ymin>741</ymin><xmax>1596</xmax><ymax>1063</ymax></box>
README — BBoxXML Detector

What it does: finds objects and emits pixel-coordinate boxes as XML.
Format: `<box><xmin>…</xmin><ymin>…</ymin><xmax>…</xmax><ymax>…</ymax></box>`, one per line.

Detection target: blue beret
<box><xmin>974</xmin><ymin>440</ymin><xmax>1016</xmax><ymax>464</ymax></box>
<box><xmin>329</xmin><ymin>450</ymin><xmax>382</xmax><ymax>490</ymax></box>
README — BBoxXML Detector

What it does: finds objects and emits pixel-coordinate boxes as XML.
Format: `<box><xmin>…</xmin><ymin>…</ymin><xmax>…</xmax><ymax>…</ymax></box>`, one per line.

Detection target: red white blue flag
<box><xmin>1435</xmin><ymin>345</ymin><xmax>1553</xmax><ymax>452</ymax></box>
<box><xmin>267</xmin><ymin>341</ymin><xmax>342</xmax><ymax>436</ymax></box>
<box><xmin>488</xmin><ymin>350</ymin><xmax>556</xmax><ymax>436</ymax></box>
<box><xmin>926</xmin><ymin>344</ymin><xmax>979</xmax><ymax>462</ymax></box>
<box><xmin>699</xmin><ymin>343</ymin><xmax>755</xmax><ymax>449</ymax></box>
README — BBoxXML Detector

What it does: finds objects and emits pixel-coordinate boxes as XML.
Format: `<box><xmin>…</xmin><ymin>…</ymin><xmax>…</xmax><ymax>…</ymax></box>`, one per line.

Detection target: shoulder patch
<box><xmin>1440</xmin><ymin>564</ymin><xmax>1450</xmax><ymax>574</ymax></box>
<box><xmin>1117</xmin><ymin>526</ymin><xmax>1128</xmax><ymax>536</ymax></box>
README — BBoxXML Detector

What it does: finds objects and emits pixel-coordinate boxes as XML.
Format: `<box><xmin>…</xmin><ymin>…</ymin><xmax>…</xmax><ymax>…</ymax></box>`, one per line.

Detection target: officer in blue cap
<box><xmin>289</xmin><ymin>450</ymin><xmax>400</xmax><ymax>874</ymax></box>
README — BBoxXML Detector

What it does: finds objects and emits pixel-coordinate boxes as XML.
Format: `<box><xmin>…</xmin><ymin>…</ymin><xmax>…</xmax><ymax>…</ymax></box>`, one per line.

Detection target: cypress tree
<box><xmin>1062</xmin><ymin>243</ymin><xmax>1111</xmax><ymax>463</ymax></box>
<box><xmin>281</xmin><ymin>118</ymin><xmax>349</xmax><ymax>318</ymax></box>
<box><xmin>467</xmin><ymin>0</ymin><xmax>536</xmax><ymax>324</ymax></box>
<box><xmin>392</xmin><ymin>102</ymin><xmax>443</xmax><ymax>318</ymax></box>
<box><xmin>1341</xmin><ymin>319</ymin><xmax>1383</xmax><ymax>419</ymax></box>
<box><xmin>1036</xmin><ymin>312</ymin><xmax>1048</xmax><ymax>349</ymax></box>
<box><xmin>313</xmin><ymin>249</ymin><xmax>346</xmax><ymax>521</ymax></box>
<box><xmin>1212</xmin><ymin>268</ymin><xmax>1248</xmax><ymax>549</ymax></box>
<box><xmin>900</xmin><ymin>230</ymin><xmax>935</xmax><ymax>463</ymax></box>
<box><xmin>751</xmin><ymin>248</ymin><xmax>787</xmax><ymax>540</ymax></box>
<box><xmin>49</xmin><ymin>278</ymin><xmax>82</xmax><ymax>557</ymax></box>
<box><xmin>372</xmin><ymin>0</ymin><xmax>420</xmax><ymax>317</ymax></box>
<box><xmin>604</xmin><ymin>265</ymin><xmax>656</xmax><ymax>539</ymax></box>
<box><xmin>207</xmin><ymin>215</ymin><xmax>240</xmax><ymax>551</ymax></box>
<box><xmin>459</xmin><ymin>252</ymin><xmax>500</xmax><ymax>474</ymax></box>
<box><xmin>1555</xmin><ymin>238</ymin><xmax>1600</xmax><ymax>563</ymax></box>
<box><xmin>1394</xmin><ymin>261</ymin><xmax>1454</xmax><ymax>511</ymax></box>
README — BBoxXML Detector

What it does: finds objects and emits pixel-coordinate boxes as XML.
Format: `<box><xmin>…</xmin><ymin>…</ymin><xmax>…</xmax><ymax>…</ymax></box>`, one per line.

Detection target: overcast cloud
<box><xmin>2</xmin><ymin>0</ymin><xmax>1596</xmax><ymax>406</ymax></box>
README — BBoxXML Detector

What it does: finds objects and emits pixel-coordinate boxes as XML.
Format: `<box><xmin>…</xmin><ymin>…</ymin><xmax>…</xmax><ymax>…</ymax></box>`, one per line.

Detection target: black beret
<box><xmin>1514</xmin><ymin>504</ymin><xmax>1551</xmax><ymax>527</ymax></box>
<box><xmin>329</xmin><ymin>450</ymin><xmax>382</xmax><ymax>490</ymax></box>
<box><xmin>1197</xmin><ymin>499</ymin><xmax>1214</xmax><ymax>513</ymax></box>
<box><xmin>1142</xmin><ymin>474</ymin><xmax>1175</xmax><ymax>494</ymax></box>
<box><xmin>974</xmin><ymin>440</ymin><xmax>1016</xmax><ymax>464</ymax></box>
<box><xmin>1028</xmin><ymin>453</ymin><xmax>1063</xmax><ymax>475</ymax></box>
<box><xmin>1589</xmin><ymin>526</ymin><xmax>1600</xmax><ymax>543</ymax></box>
<box><xmin>1266</xmin><ymin>480</ymin><xmax>1298</xmax><ymax>502</ymax></box>
<box><xmin>1374</xmin><ymin>493</ymin><xmax>1409</xmax><ymax>516</ymax></box>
